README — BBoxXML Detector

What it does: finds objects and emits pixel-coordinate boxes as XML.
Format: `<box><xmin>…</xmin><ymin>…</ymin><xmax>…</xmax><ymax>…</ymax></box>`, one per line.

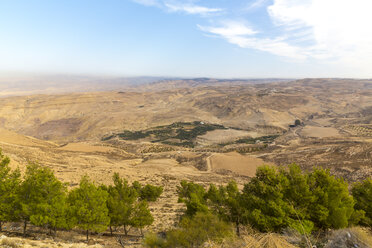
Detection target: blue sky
<box><xmin>1</xmin><ymin>0</ymin><xmax>371</xmax><ymax>78</ymax></box>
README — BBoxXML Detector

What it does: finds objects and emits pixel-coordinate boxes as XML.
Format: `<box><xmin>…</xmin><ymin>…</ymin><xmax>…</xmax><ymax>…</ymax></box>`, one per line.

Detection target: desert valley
<box><xmin>0</xmin><ymin>77</ymin><xmax>371</xmax><ymax>247</ymax></box>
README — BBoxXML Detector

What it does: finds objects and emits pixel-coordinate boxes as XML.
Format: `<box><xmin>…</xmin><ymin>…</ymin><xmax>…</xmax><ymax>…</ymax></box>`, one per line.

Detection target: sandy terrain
<box><xmin>197</xmin><ymin>129</ymin><xmax>259</xmax><ymax>145</ymax></box>
<box><xmin>300</xmin><ymin>126</ymin><xmax>341</xmax><ymax>138</ymax></box>
<box><xmin>59</xmin><ymin>143</ymin><xmax>115</xmax><ymax>153</ymax></box>
<box><xmin>208</xmin><ymin>152</ymin><xmax>271</xmax><ymax>177</ymax></box>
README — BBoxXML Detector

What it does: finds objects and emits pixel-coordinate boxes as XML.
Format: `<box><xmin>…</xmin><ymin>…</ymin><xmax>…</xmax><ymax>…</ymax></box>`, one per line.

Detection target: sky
<box><xmin>1</xmin><ymin>0</ymin><xmax>372</xmax><ymax>78</ymax></box>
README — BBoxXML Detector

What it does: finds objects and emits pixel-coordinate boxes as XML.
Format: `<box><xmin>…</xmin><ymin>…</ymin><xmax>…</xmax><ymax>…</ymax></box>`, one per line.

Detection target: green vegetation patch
<box><xmin>236</xmin><ymin>135</ymin><xmax>279</xmax><ymax>144</ymax></box>
<box><xmin>102</xmin><ymin>121</ymin><xmax>227</xmax><ymax>147</ymax></box>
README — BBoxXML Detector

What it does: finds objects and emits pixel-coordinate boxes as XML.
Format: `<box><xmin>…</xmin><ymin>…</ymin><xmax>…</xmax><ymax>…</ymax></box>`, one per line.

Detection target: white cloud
<box><xmin>268</xmin><ymin>0</ymin><xmax>372</xmax><ymax>64</ymax></box>
<box><xmin>198</xmin><ymin>22</ymin><xmax>257</xmax><ymax>37</ymax></box>
<box><xmin>131</xmin><ymin>0</ymin><xmax>222</xmax><ymax>16</ymax></box>
<box><xmin>164</xmin><ymin>3</ymin><xmax>222</xmax><ymax>15</ymax></box>
<box><xmin>245</xmin><ymin>0</ymin><xmax>269</xmax><ymax>11</ymax></box>
<box><xmin>198</xmin><ymin>21</ymin><xmax>307</xmax><ymax>59</ymax></box>
<box><xmin>199</xmin><ymin>0</ymin><xmax>372</xmax><ymax>70</ymax></box>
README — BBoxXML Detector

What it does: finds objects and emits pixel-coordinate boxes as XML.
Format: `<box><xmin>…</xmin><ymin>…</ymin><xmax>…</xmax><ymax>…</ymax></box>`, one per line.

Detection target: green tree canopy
<box><xmin>177</xmin><ymin>180</ymin><xmax>209</xmax><ymax>216</ymax></box>
<box><xmin>68</xmin><ymin>176</ymin><xmax>110</xmax><ymax>241</ymax></box>
<box><xmin>241</xmin><ymin>166</ymin><xmax>292</xmax><ymax>232</ymax></box>
<box><xmin>105</xmin><ymin>173</ymin><xmax>138</xmax><ymax>235</ymax></box>
<box><xmin>138</xmin><ymin>184</ymin><xmax>163</xmax><ymax>202</ymax></box>
<box><xmin>130</xmin><ymin>201</ymin><xmax>154</xmax><ymax>235</ymax></box>
<box><xmin>308</xmin><ymin>167</ymin><xmax>355</xmax><ymax>229</ymax></box>
<box><xmin>0</xmin><ymin>149</ymin><xmax>21</xmax><ymax>231</ymax></box>
<box><xmin>16</xmin><ymin>163</ymin><xmax>68</xmax><ymax>235</ymax></box>
<box><xmin>352</xmin><ymin>178</ymin><xmax>372</xmax><ymax>227</ymax></box>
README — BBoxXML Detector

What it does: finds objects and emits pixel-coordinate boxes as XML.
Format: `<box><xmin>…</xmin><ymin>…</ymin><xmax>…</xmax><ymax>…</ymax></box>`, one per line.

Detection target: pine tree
<box><xmin>177</xmin><ymin>180</ymin><xmax>209</xmax><ymax>216</ymax></box>
<box><xmin>352</xmin><ymin>178</ymin><xmax>372</xmax><ymax>226</ymax></box>
<box><xmin>68</xmin><ymin>176</ymin><xmax>110</xmax><ymax>241</ymax></box>
<box><xmin>280</xmin><ymin>164</ymin><xmax>315</xmax><ymax>234</ymax></box>
<box><xmin>16</xmin><ymin>163</ymin><xmax>68</xmax><ymax>235</ymax></box>
<box><xmin>130</xmin><ymin>201</ymin><xmax>154</xmax><ymax>236</ymax></box>
<box><xmin>106</xmin><ymin>173</ymin><xmax>138</xmax><ymax>236</ymax></box>
<box><xmin>0</xmin><ymin>149</ymin><xmax>21</xmax><ymax>231</ymax></box>
<box><xmin>138</xmin><ymin>184</ymin><xmax>163</xmax><ymax>202</ymax></box>
<box><xmin>308</xmin><ymin>167</ymin><xmax>355</xmax><ymax>229</ymax></box>
<box><xmin>207</xmin><ymin>181</ymin><xmax>245</xmax><ymax>236</ymax></box>
<box><xmin>241</xmin><ymin>166</ymin><xmax>292</xmax><ymax>232</ymax></box>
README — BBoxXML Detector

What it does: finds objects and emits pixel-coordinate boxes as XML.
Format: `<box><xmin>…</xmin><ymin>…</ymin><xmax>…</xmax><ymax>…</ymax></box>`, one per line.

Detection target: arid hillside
<box><xmin>1</xmin><ymin>78</ymin><xmax>372</xmax><ymax>183</ymax></box>
<box><xmin>1</xmin><ymin>78</ymin><xmax>372</xmax><ymax>246</ymax></box>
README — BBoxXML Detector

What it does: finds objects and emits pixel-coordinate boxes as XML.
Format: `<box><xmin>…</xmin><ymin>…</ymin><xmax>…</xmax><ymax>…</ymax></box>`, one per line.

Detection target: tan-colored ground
<box><xmin>59</xmin><ymin>143</ymin><xmax>115</xmax><ymax>153</ymax></box>
<box><xmin>1</xmin><ymin>78</ymin><xmax>372</xmax><ymax>247</ymax></box>
<box><xmin>300</xmin><ymin>126</ymin><xmax>340</xmax><ymax>138</ymax></box>
<box><xmin>197</xmin><ymin>129</ymin><xmax>259</xmax><ymax>146</ymax></box>
<box><xmin>208</xmin><ymin>152</ymin><xmax>271</xmax><ymax>177</ymax></box>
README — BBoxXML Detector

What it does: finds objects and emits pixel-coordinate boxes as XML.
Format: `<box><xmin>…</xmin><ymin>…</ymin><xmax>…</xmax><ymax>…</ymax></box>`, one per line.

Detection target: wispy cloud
<box><xmin>245</xmin><ymin>0</ymin><xmax>269</xmax><ymax>11</ymax></box>
<box><xmin>132</xmin><ymin>0</ymin><xmax>372</xmax><ymax>69</ymax></box>
<box><xmin>198</xmin><ymin>21</ymin><xmax>306</xmax><ymax>59</ymax></box>
<box><xmin>266</xmin><ymin>0</ymin><xmax>372</xmax><ymax>65</ymax></box>
<box><xmin>165</xmin><ymin>3</ymin><xmax>222</xmax><ymax>15</ymax></box>
<box><xmin>131</xmin><ymin>0</ymin><xmax>222</xmax><ymax>16</ymax></box>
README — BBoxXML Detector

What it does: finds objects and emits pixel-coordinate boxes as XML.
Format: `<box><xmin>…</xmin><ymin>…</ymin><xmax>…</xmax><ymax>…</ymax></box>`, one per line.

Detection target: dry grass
<box><xmin>0</xmin><ymin>235</ymin><xmax>103</xmax><ymax>248</ymax></box>
<box><xmin>203</xmin><ymin>233</ymin><xmax>299</xmax><ymax>248</ymax></box>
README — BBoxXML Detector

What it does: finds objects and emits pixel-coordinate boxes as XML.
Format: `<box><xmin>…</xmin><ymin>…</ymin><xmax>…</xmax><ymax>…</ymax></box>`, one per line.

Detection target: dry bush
<box><xmin>325</xmin><ymin>227</ymin><xmax>372</xmax><ymax>248</ymax></box>
<box><xmin>0</xmin><ymin>238</ymin><xmax>24</xmax><ymax>248</ymax></box>
<box><xmin>202</xmin><ymin>233</ymin><xmax>299</xmax><ymax>248</ymax></box>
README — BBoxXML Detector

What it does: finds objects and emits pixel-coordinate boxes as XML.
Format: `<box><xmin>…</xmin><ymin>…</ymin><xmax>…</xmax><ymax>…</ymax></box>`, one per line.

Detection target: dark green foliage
<box><xmin>16</xmin><ymin>163</ymin><xmax>68</xmax><ymax>234</ymax></box>
<box><xmin>68</xmin><ymin>176</ymin><xmax>110</xmax><ymax>241</ymax></box>
<box><xmin>102</xmin><ymin>121</ymin><xmax>226</xmax><ymax>147</ymax></box>
<box><xmin>207</xmin><ymin>181</ymin><xmax>246</xmax><ymax>235</ymax></box>
<box><xmin>241</xmin><ymin>166</ymin><xmax>292</xmax><ymax>232</ymax></box>
<box><xmin>177</xmin><ymin>164</ymin><xmax>363</xmax><ymax>236</ymax></box>
<box><xmin>0</xmin><ymin>150</ymin><xmax>20</xmax><ymax>231</ymax></box>
<box><xmin>118</xmin><ymin>130</ymin><xmax>149</xmax><ymax>140</ymax></box>
<box><xmin>235</xmin><ymin>135</ymin><xmax>279</xmax><ymax>144</ymax></box>
<box><xmin>105</xmin><ymin>173</ymin><xmax>138</xmax><ymax>235</ymax></box>
<box><xmin>104</xmin><ymin>175</ymin><xmax>160</xmax><ymax>236</ymax></box>
<box><xmin>280</xmin><ymin>164</ymin><xmax>315</xmax><ymax>234</ymax></box>
<box><xmin>138</xmin><ymin>184</ymin><xmax>163</xmax><ymax>202</ymax></box>
<box><xmin>130</xmin><ymin>201</ymin><xmax>154</xmax><ymax>235</ymax></box>
<box><xmin>352</xmin><ymin>178</ymin><xmax>372</xmax><ymax>227</ymax></box>
<box><xmin>0</xmin><ymin>149</ymin><xmax>164</xmax><ymax>239</ymax></box>
<box><xmin>308</xmin><ymin>168</ymin><xmax>355</xmax><ymax>229</ymax></box>
<box><xmin>144</xmin><ymin>212</ymin><xmax>234</xmax><ymax>248</ymax></box>
<box><xmin>177</xmin><ymin>180</ymin><xmax>209</xmax><ymax>216</ymax></box>
<box><xmin>295</xmin><ymin>119</ymin><xmax>302</xmax><ymax>126</ymax></box>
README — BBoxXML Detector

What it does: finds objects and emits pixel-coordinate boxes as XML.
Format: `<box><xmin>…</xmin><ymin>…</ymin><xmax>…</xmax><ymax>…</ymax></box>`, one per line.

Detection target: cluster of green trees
<box><xmin>0</xmin><ymin>150</ymin><xmax>163</xmax><ymax>241</ymax></box>
<box><xmin>176</xmin><ymin>164</ymin><xmax>372</xmax><ymax>235</ymax></box>
<box><xmin>145</xmin><ymin>164</ymin><xmax>372</xmax><ymax>247</ymax></box>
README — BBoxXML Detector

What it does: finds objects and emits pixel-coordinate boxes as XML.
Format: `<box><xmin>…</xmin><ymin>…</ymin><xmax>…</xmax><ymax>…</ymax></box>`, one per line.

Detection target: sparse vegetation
<box><xmin>143</xmin><ymin>212</ymin><xmax>234</xmax><ymax>248</ymax></box>
<box><xmin>102</xmin><ymin>121</ymin><xmax>227</xmax><ymax>147</ymax></box>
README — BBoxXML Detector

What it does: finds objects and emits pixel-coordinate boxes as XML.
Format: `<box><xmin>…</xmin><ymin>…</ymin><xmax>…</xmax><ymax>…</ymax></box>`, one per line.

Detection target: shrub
<box><xmin>146</xmin><ymin>212</ymin><xmax>235</xmax><ymax>248</ymax></box>
<box><xmin>143</xmin><ymin>232</ymin><xmax>166</xmax><ymax>248</ymax></box>
<box><xmin>139</xmin><ymin>184</ymin><xmax>163</xmax><ymax>202</ymax></box>
<box><xmin>352</xmin><ymin>178</ymin><xmax>372</xmax><ymax>227</ymax></box>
